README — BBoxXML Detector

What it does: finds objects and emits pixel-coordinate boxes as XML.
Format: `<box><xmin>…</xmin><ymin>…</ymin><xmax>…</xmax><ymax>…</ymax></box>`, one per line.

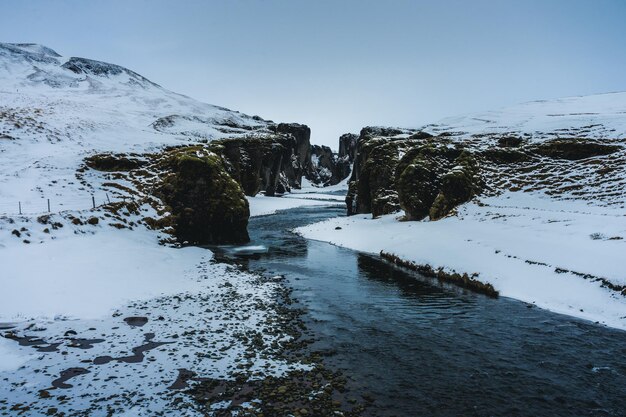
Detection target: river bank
<box><xmin>296</xmin><ymin>191</ymin><xmax>626</xmax><ymax>331</ymax></box>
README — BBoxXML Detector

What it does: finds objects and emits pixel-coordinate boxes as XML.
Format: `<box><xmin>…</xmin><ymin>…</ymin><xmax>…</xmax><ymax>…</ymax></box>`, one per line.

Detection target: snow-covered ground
<box><xmin>0</xmin><ymin>43</ymin><xmax>311</xmax><ymax>415</ymax></box>
<box><xmin>0</xmin><ymin>259</ymin><xmax>306</xmax><ymax>416</ymax></box>
<box><xmin>0</xmin><ymin>226</ymin><xmax>210</xmax><ymax>321</ymax></box>
<box><xmin>425</xmin><ymin>91</ymin><xmax>626</xmax><ymax>141</ymax></box>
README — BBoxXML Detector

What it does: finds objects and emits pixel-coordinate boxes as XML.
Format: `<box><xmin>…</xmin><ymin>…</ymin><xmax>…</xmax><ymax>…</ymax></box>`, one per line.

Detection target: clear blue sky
<box><xmin>2</xmin><ymin>0</ymin><xmax>626</xmax><ymax>147</ymax></box>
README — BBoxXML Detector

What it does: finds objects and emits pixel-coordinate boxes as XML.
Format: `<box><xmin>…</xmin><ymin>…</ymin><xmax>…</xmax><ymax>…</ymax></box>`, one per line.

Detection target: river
<box><xmin>219</xmin><ymin>203</ymin><xmax>626</xmax><ymax>417</ymax></box>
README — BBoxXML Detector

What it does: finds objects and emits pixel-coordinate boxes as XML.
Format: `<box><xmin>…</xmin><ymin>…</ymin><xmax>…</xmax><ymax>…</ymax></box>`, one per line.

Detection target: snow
<box><xmin>0</xmin><ymin>227</ymin><xmax>210</xmax><ymax>321</ymax></box>
<box><xmin>0</xmin><ymin>42</ymin><xmax>272</xmax><ymax>209</ymax></box>
<box><xmin>426</xmin><ymin>91</ymin><xmax>626</xmax><ymax>141</ymax></box>
<box><xmin>0</xmin><ymin>337</ymin><xmax>32</xmax><ymax>372</ymax></box>
<box><xmin>295</xmin><ymin>191</ymin><xmax>626</xmax><ymax>330</ymax></box>
<box><xmin>0</xmin><ymin>261</ymin><xmax>308</xmax><ymax>416</ymax></box>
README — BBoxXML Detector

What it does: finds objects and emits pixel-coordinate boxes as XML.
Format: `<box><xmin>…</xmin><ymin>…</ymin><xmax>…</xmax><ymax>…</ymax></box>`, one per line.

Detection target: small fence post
<box><xmin>92</xmin><ymin>195</ymin><xmax>96</xmax><ymax>209</ymax></box>
<box><xmin>47</xmin><ymin>199</ymin><xmax>50</xmax><ymax>213</ymax></box>
<box><xmin>18</xmin><ymin>201</ymin><xmax>22</xmax><ymax>215</ymax></box>
<box><xmin>106</xmin><ymin>193</ymin><xmax>111</xmax><ymax>204</ymax></box>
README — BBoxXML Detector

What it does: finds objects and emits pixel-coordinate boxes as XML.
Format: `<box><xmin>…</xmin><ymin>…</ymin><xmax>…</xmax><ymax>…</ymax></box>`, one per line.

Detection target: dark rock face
<box><xmin>346</xmin><ymin>127</ymin><xmax>482</xmax><ymax>220</ymax></box>
<box><xmin>157</xmin><ymin>148</ymin><xmax>250</xmax><ymax>244</ymax></box>
<box><xmin>338</xmin><ymin>133</ymin><xmax>358</xmax><ymax>162</ymax></box>
<box><xmin>346</xmin><ymin>127</ymin><xmax>426</xmax><ymax>216</ymax></box>
<box><xmin>202</xmin><ymin>123</ymin><xmax>318</xmax><ymax>197</ymax></box>
<box><xmin>208</xmin><ymin>135</ymin><xmax>298</xmax><ymax>197</ymax></box>
<box><xmin>308</xmin><ymin>144</ymin><xmax>352</xmax><ymax>186</ymax></box>
<box><xmin>273</xmin><ymin>123</ymin><xmax>312</xmax><ymax>186</ymax></box>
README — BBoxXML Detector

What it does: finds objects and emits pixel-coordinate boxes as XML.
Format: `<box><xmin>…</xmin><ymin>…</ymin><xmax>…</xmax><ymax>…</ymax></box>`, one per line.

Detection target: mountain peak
<box><xmin>7</xmin><ymin>43</ymin><xmax>61</xmax><ymax>57</ymax></box>
<box><xmin>0</xmin><ymin>42</ymin><xmax>161</xmax><ymax>91</ymax></box>
<box><xmin>62</xmin><ymin>57</ymin><xmax>160</xmax><ymax>87</ymax></box>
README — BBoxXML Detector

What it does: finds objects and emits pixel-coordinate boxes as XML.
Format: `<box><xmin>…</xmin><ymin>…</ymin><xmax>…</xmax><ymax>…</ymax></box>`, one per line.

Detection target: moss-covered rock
<box><xmin>358</xmin><ymin>139</ymin><xmax>408</xmax><ymax>217</ymax></box>
<box><xmin>85</xmin><ymin>153</ymin><xmax>146</xmax><ymax>171</ymax></box>
<box><xmin>395</xmin><ymin>144</ymin><xmax>462</xmax><ymax>220</ymax></box>
<box><xmin>532</xmin><ymin>139</ymin><xmax>620</xmax><ymax>160</ymax></box>
<box><xmin>429</xmin><ymin>151</ymin><xmax>481</xmax><ymax>220</ymax></box>
<box><xmin>157</xmin><ymin>148</ymin><xmax>250</xmax><ymax>244</ymax></box>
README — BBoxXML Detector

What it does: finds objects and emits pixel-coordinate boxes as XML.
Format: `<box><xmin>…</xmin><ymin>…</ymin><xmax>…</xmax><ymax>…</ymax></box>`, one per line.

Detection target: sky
<box><xmin>1</xmin><ymin>0</ymin><xmax>626</xmax><ymax>148</ymax></box>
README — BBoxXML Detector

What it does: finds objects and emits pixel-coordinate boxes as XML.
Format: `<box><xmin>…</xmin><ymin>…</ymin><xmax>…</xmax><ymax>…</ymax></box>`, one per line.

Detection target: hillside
<box><xmin>0</xmin><ymin>43</ymin><xmax>339</xmax><ymax>416</ymax></box>
<box><xmin>0</xmin><ymin>42</ymin><xmax>279</xmax><ymax>213</ymax></box>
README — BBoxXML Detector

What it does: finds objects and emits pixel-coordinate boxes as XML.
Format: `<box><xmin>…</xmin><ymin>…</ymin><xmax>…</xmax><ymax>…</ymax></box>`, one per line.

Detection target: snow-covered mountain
<box><xmin>425</xmin><ymin>92</ymin><xmax>626</xmax><ymax>142</ymax></box>
<box><xmin>0</xmin><ymin>42</ymin><xmax>274</xmax><ymax>213</ymax></box>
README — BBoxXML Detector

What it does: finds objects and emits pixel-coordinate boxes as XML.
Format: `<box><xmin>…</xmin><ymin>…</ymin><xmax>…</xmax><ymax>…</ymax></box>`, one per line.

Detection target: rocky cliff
<box><xmin>346</xmin><ymin>124</ymin><xmax>623</xmax><ymax>220</ymax></box>
<box><xmin>208</xmin><ymin>123</ymin><xmax>312</xmax><ymax>197</ymax></box>
<box><xmin>306</xmin><ymin>133</ymin><xmax>358</xmax><ymax>187</ymax></box>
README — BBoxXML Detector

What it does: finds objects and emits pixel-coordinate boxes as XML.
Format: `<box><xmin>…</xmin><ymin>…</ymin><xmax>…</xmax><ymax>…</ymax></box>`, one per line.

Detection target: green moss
<box><xmin>532</xmin><ymin>139</ymin><xmax>620</xmax><ymax>160</ymax></box>
<box><xmin>157</xmin><ymin>148</ymin><xmax>250</xmax><ymax>244</ymax></box>
<box><xmin>429</xmin><ymin>151</ymin><xmax>481</xmax><ymax>220</ymax></box>
<box><xmin>395</xmin><ymin>144</ymin><xmax>460</xmax><ymax>220</ymax></box>
<box><xmin>85</xmin><ymin>153</ymin><xmax>146</xmax><ymax>171</ymax></box>
<box><xmin>358</xmin><ymin>139</ymin><xmax>409</xmax><ymax>216</ymax></box>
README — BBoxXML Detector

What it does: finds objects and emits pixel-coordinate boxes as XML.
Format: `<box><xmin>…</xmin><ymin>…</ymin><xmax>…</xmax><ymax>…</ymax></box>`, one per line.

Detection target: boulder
<box><xmin>157</xmin><ymin>148</ymin><xmax>250</xmax><ymax>244</ymax></box>
<box><xmin>428</xmin><ymin>151</ymin><xmax>481</xmax><ymax>220</ymax></box>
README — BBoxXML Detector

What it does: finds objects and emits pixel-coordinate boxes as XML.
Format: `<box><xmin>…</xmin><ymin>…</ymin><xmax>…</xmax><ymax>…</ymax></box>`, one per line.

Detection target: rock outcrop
<box><xmin>273</xmin><ymin>122</ymin><xmax>312</xmax><ymax>186</ymax></box>
<box><xmin>156</xmin><ymin>147</ymin><xmax>250</xmax><ymax>245</ymax></box>
<box><xmin>306</xmin><ymin>133</ymin><xmax>358</xmax><ymax>187</ymax></box>
<box><xmin>208</xmin><ymin>134</ymin><xmax>297</xmax><ymax>197</ymax></box>
<box><xmin>83</xmin><ymin>147</ymin><xmax>251</xmax><ymax>245</ymax></box>
<box><xmin>346</xmin><ymin>125</ymin><xmax>624</xmax><ymax>221</ymax></box>
<box><xmin>205</xmin><ymin>123</ymin><xmax>315</xmax><ymax>197</ymax></box>
<box><xmin>346</xmin><ymin>127</ymin><xmax>419</xmax><ymax>216</ymax></box>
<box><xmin>339</xmin><ymin>133</ymin><xmax>358</xmax><ymax>162</ymax></box>
<box><xmin>307</xmin><ymin>144</ymin><xmax>351</xmax><ymax>186</ymax></box>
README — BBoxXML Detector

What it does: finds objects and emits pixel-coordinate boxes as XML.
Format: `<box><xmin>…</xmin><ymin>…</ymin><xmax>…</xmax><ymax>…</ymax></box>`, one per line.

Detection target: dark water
<box><xmin>223</xmin><ymin>205</ymin><xmax>626</xmax><ymax>417</ymax></box>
